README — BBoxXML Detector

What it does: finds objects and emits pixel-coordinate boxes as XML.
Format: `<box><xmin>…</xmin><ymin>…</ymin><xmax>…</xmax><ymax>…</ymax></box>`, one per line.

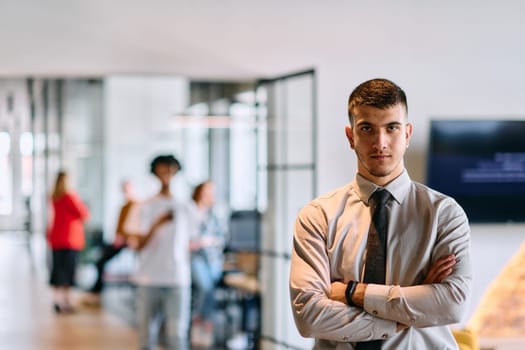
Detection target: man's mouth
<box><xmin>372</xmin><ymin>154</ymin><xmax>390</xmax><ymax>160</ymax></box>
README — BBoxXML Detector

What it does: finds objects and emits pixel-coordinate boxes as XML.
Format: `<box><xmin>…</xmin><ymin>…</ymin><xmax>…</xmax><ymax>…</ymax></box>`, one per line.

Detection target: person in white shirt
<box><xmin>289</xmin><ymin>78</ymin><xmax>473</xmax><ymax>349</ymax></box>
<box><xmin>128</xmin><ymin>155</ymin><xmax>197</xmax><ymax>350</ymax></box>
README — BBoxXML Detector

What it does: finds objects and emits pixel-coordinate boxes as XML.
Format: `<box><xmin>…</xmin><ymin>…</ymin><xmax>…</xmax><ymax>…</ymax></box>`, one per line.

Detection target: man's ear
<box><xmin>345</xmin><ymin>125</ymin><xmax>355</xmax><ymax>149</ymax></box>
<box><xmin>405</xmin><ymin>122</ymin><xmax>413</xmax><ymax>147</ymax></box>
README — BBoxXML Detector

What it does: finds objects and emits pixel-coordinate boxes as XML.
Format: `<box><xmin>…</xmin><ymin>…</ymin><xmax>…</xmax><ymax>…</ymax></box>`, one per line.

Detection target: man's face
<box><xmin>154</xmin><ymin>163</ymin><xmax>177</xmax><ymax>186</ymax></box>
<box><xmin>345</xmin><ymin>104</ymin><xmax>412</xmax><ymax>186</ymax></box>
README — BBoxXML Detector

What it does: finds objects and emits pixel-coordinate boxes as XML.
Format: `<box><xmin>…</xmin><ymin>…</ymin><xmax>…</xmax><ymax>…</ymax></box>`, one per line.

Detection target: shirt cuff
<box><xmin>363</xmin><ymin>283</ymin><xmax>393</xmax><ymax>319</ymax></box>
<box><xmin>359</xmin><ymin>313</ymin><xmax>397</xmax><ymax>341</ymax></box>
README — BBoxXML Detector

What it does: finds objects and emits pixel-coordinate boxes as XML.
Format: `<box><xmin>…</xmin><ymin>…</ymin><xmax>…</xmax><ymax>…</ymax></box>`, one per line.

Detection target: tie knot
<box><xmin>372</xmin><ymin>189</ymin><xmax>390</xmax><ymax>206</ymax></box>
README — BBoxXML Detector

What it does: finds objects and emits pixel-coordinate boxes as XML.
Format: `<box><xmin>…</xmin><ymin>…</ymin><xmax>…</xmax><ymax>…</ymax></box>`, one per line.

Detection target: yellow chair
<box><xmin>452</xmin><ymin>328</ymin><xmax>480</xmax><ymax>350</ymax></box>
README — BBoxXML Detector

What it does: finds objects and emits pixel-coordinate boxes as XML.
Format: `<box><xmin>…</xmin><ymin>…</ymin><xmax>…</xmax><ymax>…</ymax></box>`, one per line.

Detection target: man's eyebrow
<box><xmin>355</xmin><ymin>121</ymin><xmax>402</xmax><ymax>127</ymax></box>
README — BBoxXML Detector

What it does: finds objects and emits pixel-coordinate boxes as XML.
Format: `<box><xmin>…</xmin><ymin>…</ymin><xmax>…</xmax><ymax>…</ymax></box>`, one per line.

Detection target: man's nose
<box><xmin>374</xmin><ymin>131</ymin><xmax>388</xmax><ymax>150</ymax></box>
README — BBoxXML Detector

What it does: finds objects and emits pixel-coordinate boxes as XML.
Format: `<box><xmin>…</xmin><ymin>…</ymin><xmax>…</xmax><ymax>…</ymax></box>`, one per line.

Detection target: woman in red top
<box><xmin>47</xmin><ymin>171</ymin><xmax>90</xmax><ymax>313</ymax></box>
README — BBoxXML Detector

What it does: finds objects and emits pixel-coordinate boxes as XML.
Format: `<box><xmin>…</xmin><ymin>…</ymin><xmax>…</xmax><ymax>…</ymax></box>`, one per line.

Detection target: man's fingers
<box><xmin>423</xmin><ymin>255</ymin><xmax>457</xmax><ymax>284</ymax></box>
<box><xmin>434</xmin><ymin>259</ymin><xmax>456</xmax><ymax>275</ymax></box>
<box><xmin>433</xmin><ymin>268</ymin><xmax>453</xmax><ymax>283</ymax></box>
<box><xmin>434</xmin><ymin>255</ymin><xmax>456</xmax><ymax>268</ymax></box>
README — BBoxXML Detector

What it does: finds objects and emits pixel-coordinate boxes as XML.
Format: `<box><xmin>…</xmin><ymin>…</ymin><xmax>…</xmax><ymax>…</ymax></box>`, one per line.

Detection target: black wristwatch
<box><xmin>345</xmin><ymin>280</ymin><xmax>358</xmax><ymax>306</ymax></box>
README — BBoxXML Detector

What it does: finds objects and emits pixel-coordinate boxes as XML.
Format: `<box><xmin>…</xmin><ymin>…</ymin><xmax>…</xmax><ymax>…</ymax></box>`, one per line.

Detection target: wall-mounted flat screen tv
<box><xmin>427</xmin><ymin>119</ymin><xmax>525</xmax><ymax>223</ymax></box>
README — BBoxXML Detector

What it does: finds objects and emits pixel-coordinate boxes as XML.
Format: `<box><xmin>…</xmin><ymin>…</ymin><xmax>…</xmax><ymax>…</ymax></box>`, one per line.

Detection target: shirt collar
<box><xmin>352</xmin><ymin>170</ymin><xmax>412</xmax><ymax>205</ymax></box>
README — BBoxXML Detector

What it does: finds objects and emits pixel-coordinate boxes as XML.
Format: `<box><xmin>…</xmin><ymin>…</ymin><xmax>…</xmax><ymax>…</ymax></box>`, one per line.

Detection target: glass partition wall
<box><xmin>0</xmin><ymin>78</ymin><xmax>104</xmax><ymax>274</ymax></box>
<box><xmin>0</xmin><ymin>79</ymin><xmax>33</xmax><ymax>232</ymax></box>
<box><xmin>257</xmin><ymin>70</ymin><xmax>317</xmax><ymax>350</ymax></box>
<box><xmin>171</xmin><ymin>81</ymin><xmax>259</xmax><ymax>219</ymax></box>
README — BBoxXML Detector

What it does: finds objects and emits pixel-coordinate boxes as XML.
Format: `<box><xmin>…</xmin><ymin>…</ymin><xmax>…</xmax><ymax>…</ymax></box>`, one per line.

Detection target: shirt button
<box><xmin>343</xmin><ymin>336</ymin><xmax>349</xmax><ymax>341</ymax></box>
<box><xmin>410</xmin><ymin>318</ymin><xmax>416</xmax><ymax>323</ymax></box>
<box><xmin>382</xmin><ymin>333</ymin><xmax>388</xmax><ymax>339</ymax></box>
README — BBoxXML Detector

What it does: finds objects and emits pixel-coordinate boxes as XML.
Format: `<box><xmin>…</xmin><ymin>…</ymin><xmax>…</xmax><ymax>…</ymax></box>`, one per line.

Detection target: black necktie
<box><xmin>356</xmin><ymin>189</ymin><xmax>390</xmax><ymax>350</ymax></box>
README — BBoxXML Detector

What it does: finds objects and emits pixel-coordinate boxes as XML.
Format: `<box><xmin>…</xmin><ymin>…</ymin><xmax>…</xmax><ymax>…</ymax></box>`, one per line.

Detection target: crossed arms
<box><xmin>289</xmin><ymin>205</ymin><xmax>473</xmax><ymax>342</ymax></box>
<box><xmin>329</xmin><ymin>254</ymin><xmax>457</xmax><ymax>332</ymax></box>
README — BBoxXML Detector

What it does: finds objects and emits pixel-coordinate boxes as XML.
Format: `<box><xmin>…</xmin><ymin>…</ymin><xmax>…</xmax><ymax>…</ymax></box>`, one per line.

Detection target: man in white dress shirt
<box><xmin>290</xmin><ymin>78</ymin><xmax>473</xmax><ymax>349</ymax></box>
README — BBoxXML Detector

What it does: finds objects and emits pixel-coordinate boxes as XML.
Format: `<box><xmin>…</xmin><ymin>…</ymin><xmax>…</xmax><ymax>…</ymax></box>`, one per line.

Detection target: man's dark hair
<box><xmin>347</xmin><ymin>78</ymin><xmax>408</xmax><ymax>125</ymax></box>
<box><xmin>150</xmin><ymin>154</ymin><xmax>182</xmax><ymax>174</ymax></box>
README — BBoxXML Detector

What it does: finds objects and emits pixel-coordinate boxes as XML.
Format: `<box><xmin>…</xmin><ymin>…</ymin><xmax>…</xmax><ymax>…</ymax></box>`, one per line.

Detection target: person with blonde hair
<box><xmin>47</xmin><ymin>170</ymin><xmax>90</xmax><ymax>313</ymax></box>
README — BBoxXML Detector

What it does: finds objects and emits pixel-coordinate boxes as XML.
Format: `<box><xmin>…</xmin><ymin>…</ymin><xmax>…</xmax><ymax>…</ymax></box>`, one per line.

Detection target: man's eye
<box><xmin>361</xmin><ymin>126</ymin><xmax>372</xmax><ymax>132</ymax></box>
<box><xmin>388</xmin><ymin>125</ymin><xmax>400</xmax><ymax>131</ymax></box>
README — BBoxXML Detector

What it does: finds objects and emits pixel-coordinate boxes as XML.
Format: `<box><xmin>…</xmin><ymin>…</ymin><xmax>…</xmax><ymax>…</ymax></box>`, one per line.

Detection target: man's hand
<box><xmin>128</xmin><ymin>210</ymin><xmax>173</xmax><ymax>251</ymax></box>
<box><xmin>127</xmin><ymin>236</ymin><xmax>141</xmax><ymax>250</ymax></box>
<box><xmin>423</xmin><ymin>254</ymin><xmax>456</xmax><ymax>284</ymax></box>
<box><xmin>153</xmin><ymin>210</ymin><xmax>173</xmax><ymax>228</ymax></box>
<box><xmin>331</xmin><ymin>281</ymin><xmax>408</xmax><ymax>333</ymax></box>
<box><xmin>329</xmin><ymin>281</ymin><xmax>367</xmax><ymax>307</ymax></box>
<box><xmin>329</xmin><ymin>281</ymin><xmax>347</xmax><ymax>303</ymax></box>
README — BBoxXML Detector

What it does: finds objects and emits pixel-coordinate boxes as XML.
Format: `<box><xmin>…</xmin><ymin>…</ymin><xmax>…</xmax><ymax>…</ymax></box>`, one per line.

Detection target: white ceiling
<box><xmin>1</xmin><ymin>0</ymin><xmax>524</xmax><ymax>80</ymax></box>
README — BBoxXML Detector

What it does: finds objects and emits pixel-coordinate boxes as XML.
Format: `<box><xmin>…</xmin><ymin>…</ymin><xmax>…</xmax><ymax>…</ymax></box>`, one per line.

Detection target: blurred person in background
<box><xmin>47</xmin><ymin>170</ymin><xmax>90</xmax><ymax>314</ymax></box>
<box><xmin>127</xmin><ymin>155</ymin><xmax>198</xmax><ymax>350</ymax></box>
<box><xmin>84</xmin><ymin>179</ymin><xmax>138</xmax><ymax>306</ymax></box>
<box><xmin>190</xmin><ymin>181</ymin><xmax>227</xmax><ymax>348</ymax></box>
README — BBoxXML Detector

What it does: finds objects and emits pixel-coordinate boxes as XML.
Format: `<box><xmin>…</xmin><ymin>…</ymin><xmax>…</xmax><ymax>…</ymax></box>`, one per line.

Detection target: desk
<box><xmin>223</xmin><ymin>273</ymin><xmax>260</xmax><ymax>294</ymax></box>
